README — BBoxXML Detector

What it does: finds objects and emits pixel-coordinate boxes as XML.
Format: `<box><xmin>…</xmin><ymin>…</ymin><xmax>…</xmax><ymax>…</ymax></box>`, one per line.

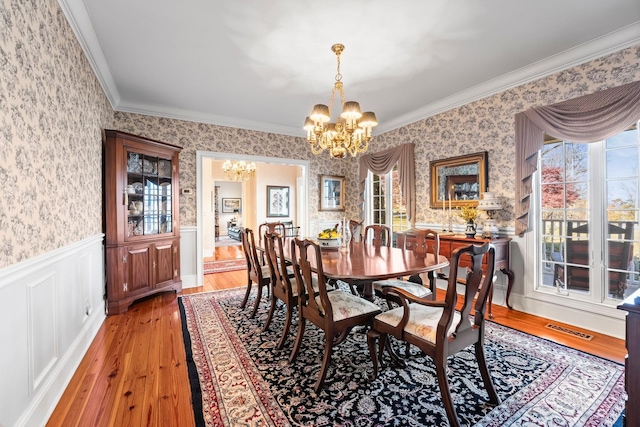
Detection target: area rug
<box><xmin>203</xmin><ymin>259</ymin><xmax>246</xmax><ymax>274</ymax></box>
<box><xmin>179</xmin><ymin>289</ymin><xmax>626</xmax><ymax>426</ymax></box>
<box><xmin>216</xmin><ymin>236</ymin><xmax>243</xmax><ymax>247</ymax></box>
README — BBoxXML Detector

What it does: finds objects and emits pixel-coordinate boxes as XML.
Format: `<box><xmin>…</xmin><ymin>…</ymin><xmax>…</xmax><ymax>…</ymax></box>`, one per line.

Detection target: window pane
<box><xmin>565</xmin><ymin>154</ymin><xmax>588</xmax><ymax>182</ymax></box>
<box><xmin>566</xmin><ymin>182</ymin><xmax>588</xmax><ymax>209</ymax></box>
<box><xmin>607</xmin><ymin>180</ymin><xmax>638</xmax><ymax>212</ymax></box>
<box><xmin>606</xmin><ymin>147</ymin><xmax>638</xmax><ymax>179</ymax></box>
<box><xmin>606</xmin><ymin>126</ymin><xmax>638</xmax><ymax>149</ymax></box>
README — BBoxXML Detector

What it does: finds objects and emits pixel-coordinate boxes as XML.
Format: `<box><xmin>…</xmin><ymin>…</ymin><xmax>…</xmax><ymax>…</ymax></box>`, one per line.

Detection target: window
<box><xmin>537</xmin><ymin>124</ymin><xmax>640</xmax><ymax>304</ymax></box>
<box><xmin>368</xmin><ymin>165</ymin><xmax>408</xmax><ymax>242</ymax></box>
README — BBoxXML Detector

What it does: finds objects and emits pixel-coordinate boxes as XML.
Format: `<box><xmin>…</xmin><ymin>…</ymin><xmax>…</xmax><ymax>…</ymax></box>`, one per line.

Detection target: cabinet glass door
<box><xmin>126</xmin><ymin>151</ymin><xmax>172</xmax><ymax>238</ymax></box>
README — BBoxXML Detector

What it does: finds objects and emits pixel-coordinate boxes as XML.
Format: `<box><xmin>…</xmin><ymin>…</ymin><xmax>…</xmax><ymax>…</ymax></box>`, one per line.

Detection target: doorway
<box><xmin>195</xmin><ymin>151</ymin><xmax>310</xmax><ymax>287</ymax></box>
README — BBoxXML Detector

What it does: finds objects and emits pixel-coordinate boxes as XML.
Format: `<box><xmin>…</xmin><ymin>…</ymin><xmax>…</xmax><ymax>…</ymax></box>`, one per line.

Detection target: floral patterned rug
<box><xmin>179</xmin><ymin>289</ymin><xmax>626</xmax><ymax>427</ymax></box>
<box><xmin>203</xmin><ymin>259</ymin><xmax>247</xmax><ymax>275</ymax></box>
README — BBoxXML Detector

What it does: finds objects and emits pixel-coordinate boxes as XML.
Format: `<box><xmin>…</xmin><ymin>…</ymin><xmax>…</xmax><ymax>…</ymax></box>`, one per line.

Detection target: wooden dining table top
<box><xmin>277</xmin><ymin>239</ymin><xmax>449</xmax><ymax>282</ymax></box>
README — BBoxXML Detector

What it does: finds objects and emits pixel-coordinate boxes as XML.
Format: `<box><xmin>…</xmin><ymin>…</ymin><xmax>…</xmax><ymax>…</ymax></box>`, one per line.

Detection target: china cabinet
<box><xmin>104</xmin><ymin>130</ymin><xmax>182</xmax><ymax>314</ymax></box>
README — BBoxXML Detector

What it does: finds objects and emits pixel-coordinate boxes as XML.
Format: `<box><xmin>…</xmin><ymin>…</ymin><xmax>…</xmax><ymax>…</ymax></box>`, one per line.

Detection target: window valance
<box><xmin>358</xmin><ymin>143</ymin><xmax>415</xmax><ymax>225</ymax></box>
<box><xmin>515</xmin><ymin>80</ymin><xmax>640</xmax><ymax>236</ymax></box>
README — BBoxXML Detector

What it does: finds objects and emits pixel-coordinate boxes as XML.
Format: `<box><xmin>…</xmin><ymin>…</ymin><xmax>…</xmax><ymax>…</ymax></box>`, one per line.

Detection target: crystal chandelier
<box><xmin>303</xmin><ymin>44</ymin><xmax>377</xmax><ymax>159</ymax></box>
<box><xmin>222</xmin><ymin>160</ymin><xmax>256</xmax><ymax>181</ymax></box>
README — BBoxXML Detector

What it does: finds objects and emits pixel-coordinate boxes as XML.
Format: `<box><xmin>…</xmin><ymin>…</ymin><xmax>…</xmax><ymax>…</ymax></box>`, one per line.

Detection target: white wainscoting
<box><xmin>0</xmin><ymin>234</ymin><xmax>106</xmax><ymax>427</ymax></box>
<box><xmin>181</xmin><ymin>226</ymin><xmax>198</xmax><ymax>289</ymax></box>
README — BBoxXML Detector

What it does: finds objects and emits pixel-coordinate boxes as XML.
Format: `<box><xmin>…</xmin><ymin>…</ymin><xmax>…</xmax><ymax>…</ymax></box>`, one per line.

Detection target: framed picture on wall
<box><xmin>222</xmin><ymin>198</ymin><xmax>241</xmax><ymax>213</ymax></box>
<box><xmin>319</xmin><ymin>175</ymin><xmax>345</xmax><ymax>211</ymax></box>
<box><xmin>266</xmin><ymin>185</ymin><xmax>290</xmax><ymax>217</ymax></box>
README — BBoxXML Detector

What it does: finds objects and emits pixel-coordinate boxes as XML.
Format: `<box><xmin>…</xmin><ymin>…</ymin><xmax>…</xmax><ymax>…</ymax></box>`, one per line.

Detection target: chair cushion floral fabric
<box><xmin>290</xmin><ymin>276</ymin><xmax>332</xmax><ymax>297</ymax></box>
<box><xmin>374</xmin><ymin>304</ymin><xmax>467</xmax><ymax>344</ymax></box>
<box><xmin>373</xmin><ymin>279</ymin><xmax>432</xmax><ymax>298</ymax></box>
<box><xmin>260</xmin><ymin>264</ymin><xmax>271</xmax><ymax>277</ymax></box>
<box><xmin>315</xmin><ymin>290</ymin><xmax>380</xmax><ymax>322</ymax></box>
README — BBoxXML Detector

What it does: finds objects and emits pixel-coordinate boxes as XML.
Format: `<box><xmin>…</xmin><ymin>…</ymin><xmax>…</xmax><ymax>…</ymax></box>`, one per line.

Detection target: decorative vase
<box><xmin>465</xmin><ymin>221</ymin><xmax>476</xmax><ymax>238</ymax></box>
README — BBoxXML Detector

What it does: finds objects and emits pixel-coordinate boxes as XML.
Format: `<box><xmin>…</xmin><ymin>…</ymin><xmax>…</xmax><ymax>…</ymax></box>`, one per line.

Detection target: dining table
<box><xmin>279</xmin><ymin>239</ymin><xmax>450</xmax><ymax>300</ymax></box>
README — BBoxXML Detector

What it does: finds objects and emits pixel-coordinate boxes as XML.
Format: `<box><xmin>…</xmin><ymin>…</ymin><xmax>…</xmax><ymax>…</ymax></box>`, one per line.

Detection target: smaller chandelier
<box><xmin>304</xmin><ymin>43</ymin><xmax>377</xmax><ymax>159</ymax></box>
<box><xmin>222</xmin><ymin>160</ymin><xmax>256</xmax><ymax>181</ymax></box>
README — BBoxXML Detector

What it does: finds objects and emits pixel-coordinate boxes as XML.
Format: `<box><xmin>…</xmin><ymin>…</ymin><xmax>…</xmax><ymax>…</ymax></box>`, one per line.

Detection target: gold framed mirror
<box><xmin>430</xmin><ymin>151</ymin><xmax>488</xmax><ymax>208</ymax></box>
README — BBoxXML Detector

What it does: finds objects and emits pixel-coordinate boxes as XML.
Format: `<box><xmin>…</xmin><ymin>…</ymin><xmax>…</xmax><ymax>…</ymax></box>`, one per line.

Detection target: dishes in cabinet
<box><xmin>131</xmin><ymin>182</ymin><xmax>143</xmax><ymax>194</ymax></box>
<box><xmin>128</xmin><ymin>220</ymin><xmax>143</xmax><ymax>237</ymax></box>
<box><xmin>143</xmin><ymin>159</ymin><xmax>157</xmax><ymax>174</ymax></box>
<box><xmin>158</xmin><ymin>160</ymin><xmax>171</xmax><ymax>177</ymax></box>
<box><xmin>127</xmin><ymin>153</ymin><xmax>142</xmax><ymax>173</ymax></box>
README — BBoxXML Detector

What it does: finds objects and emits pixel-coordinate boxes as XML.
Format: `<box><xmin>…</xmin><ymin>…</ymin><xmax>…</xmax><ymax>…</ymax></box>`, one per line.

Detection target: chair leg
<box><xmin>276</xmin><ymin>302</ymin><xmax>293</xmax><ymax>350</ymax></box>
<box><xmin>475</xmin><ymin>342</ymin><xmax>500</xmax><ymax>405</ymax></box>
<box><xmin>289</xmin><ymin>316</ymin><xmax>306</xmax><ymax>364</ymax></box>
<box><xmin>250</xmin><ymin>282</ymin><xmax>264</xmax><ymax>318</ymax></box>
<box><xmin>435</xmin><ymin>357</ymin><xmax>460</xmax><ymax>427</ymax></box>
<box><xmin>314</xmin><ymin>336</ymin><xmax>334</xmax><ymax>393</ymax></box>
<box><xmin>263</xmin><ymin>289</ymin><xmax>276</xmax><ymax>332</ymax></box>
<box><xmin>367</xmin><ymin>329</ymin><xmax>380</xmax><ymax>380</ymax></box>
<box><xmin>240</xmin><ymin>280</ymin><xmax>252</xmax><ymax>309</ymax></box>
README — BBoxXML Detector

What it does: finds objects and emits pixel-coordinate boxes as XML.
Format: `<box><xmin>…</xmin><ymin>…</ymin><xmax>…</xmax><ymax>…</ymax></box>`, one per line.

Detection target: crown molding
<box><xmin>376</xmin><ymin>22</ymin><xmax>640</xmax><ymax>135</ymax></box>
<box><xmin>115</xmin><ymin>101</ymin><xmax>303</xmax><ymax>137</ymax></box>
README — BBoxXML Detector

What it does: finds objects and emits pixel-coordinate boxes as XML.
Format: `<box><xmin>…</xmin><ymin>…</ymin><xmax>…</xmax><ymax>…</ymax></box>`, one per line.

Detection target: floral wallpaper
<box><xmin>1</xmin><ymin>0</ymin><xmax>639</xmax><ymax>270</ymax></box>
<box><xmin>0</xmin><ymin>0</ymin><xmax>114</xmax><ymax>268</ymax></box>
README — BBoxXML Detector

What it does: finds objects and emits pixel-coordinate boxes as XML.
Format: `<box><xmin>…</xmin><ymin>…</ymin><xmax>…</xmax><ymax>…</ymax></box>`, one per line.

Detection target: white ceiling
<box><xmin>61</xmin><ymin>0</ymin><xmax>640</xmax><ymax>137</ymax></box>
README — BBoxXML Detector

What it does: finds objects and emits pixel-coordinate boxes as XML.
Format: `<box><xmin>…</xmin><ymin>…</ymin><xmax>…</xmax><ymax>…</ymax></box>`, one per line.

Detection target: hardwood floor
<box><xmin>47</xmin><ymin>243</ymin><xmax>627</xmax><ymax>426</ymax></box>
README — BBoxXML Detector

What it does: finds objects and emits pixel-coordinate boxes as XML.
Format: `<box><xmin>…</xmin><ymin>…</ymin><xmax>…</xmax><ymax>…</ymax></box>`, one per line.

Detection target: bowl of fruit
<box><xmin>317</xmin><ymin>227</ymin><xmax>342</xmax><ymax>249</ymax></box>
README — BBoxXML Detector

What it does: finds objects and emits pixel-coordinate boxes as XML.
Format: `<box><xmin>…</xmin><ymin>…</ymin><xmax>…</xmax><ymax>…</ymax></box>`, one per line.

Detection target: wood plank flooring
<box><xmin>46</xmin><ymin>242</ymin><xmax>626</xmax><ymax>426</ymax></box>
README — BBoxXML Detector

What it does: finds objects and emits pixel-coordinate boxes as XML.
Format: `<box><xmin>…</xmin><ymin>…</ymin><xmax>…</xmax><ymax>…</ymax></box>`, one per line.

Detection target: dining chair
<box><xmin>289</xmin><ymin>238</ymin><xmax>382</xmax><ymax>393</ymax></box>
<box><xmin>367</xmin><ymin>242</ymin><xmax>500</xmax><ymax>427</ymax></box>
<box><xmin>373</xmin><ymin>229</ymin><xmax>440</xmax><ymax>307</ymax></box>
<box><xmin>364</xmin><ymin>224</ymin><xmax>391</xmax><ymax>247</ymax></box>
<box><xmin>240</xmin><ymin>228</ymin><xmax>271</xmax><ymax>318</ymax></box>
<box><xmin>342</xmin><ymin>219</ymin><xmax>363</xmax><ymax>242</ymax></box>
<box><xmin>262</xmin><ymin>232</ymin><xmax>333</xmax><ymax>349</ymax></box>
<box><xmin>258</xmin><ymin>221</ymin><xmax>285</xmax><ymax>243</ymax></box>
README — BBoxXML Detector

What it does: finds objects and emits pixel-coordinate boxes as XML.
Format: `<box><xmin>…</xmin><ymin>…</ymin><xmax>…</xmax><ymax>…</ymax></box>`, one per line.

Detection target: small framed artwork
<box><xmin>320</xmin><ymin>175</ymin><xmax>345</xmax><ymax>211</ymax></box>
<box><xmin>222</xmin><ymin>198</ymin><xmax>241</xmax><ymax>213</ymax></box>
<box><xmin>267</xmin><ymin>186</ymin><xmax>290</xmax><ymax>217</ymax></box>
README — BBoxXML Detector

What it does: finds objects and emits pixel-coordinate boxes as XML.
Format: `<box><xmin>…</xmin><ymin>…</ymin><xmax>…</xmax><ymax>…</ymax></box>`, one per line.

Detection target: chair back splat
<box><xmin>258</xmin><ymin>221</ymin><xmax>285</xmax><ymax>247</ymax></box>
<box><xmin>364</xmin><ymin>224</ymin><xmax>391</xmax><ymax>247</ymax></box>
<box><xmin>367</xmin><ymin>242</ymin><xmax>499</xmax><ymax>427</ymax></box>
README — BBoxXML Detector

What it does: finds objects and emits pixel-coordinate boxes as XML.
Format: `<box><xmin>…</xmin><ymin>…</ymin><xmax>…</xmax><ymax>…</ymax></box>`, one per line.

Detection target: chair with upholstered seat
<box><xmin>364</xmin><ymin>224</ymin><xmax>391</xmax><ymax>247</ymax></box>
<box><xmin>367</xmin><ymin>242</ymin><xmax>500</xmax><ymax>427</ymax></box>
<box><xmin>289</xmin><ymin>238</ymin><xmax>381</xmax><ymax>393</ymax></box>
<box><xmin>240</xmin><ymin>228</ymin><xmax>271</xmax><ymax>318</ymax></box>
<box><xmin>258</xmin><ymin>221</ymin><xmax>285</xmax><ymax>246</ymax></box>
<box><xmin>373</xmin><ymin>229</ymin><xmax>440</xmax><ymax>307</ymax></box>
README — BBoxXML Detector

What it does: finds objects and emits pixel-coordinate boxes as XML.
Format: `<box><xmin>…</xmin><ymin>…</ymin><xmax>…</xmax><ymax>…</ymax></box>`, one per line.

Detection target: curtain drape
<box><xmin>515</xmin><ymin>80</ymin><xmax>640</xmax><ymax>236</ymax></box>
<box><xmin>358</xmin><ymin>143</ymin><xmax>415</xmax><ymax>226</ymax></box>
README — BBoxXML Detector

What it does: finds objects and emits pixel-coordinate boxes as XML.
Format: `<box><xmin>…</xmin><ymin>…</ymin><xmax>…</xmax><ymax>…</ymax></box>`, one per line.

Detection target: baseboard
<box><xmin>182</xmin><ymin>273</ymin><xmax>198</xmax><ymax>289</ymax></box>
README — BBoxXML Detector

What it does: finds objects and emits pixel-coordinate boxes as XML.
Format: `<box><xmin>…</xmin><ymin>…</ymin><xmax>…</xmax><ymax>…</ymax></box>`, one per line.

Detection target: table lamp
<box><xmin>477</xmin><ymin>190</ymin><xmax>503</xmax><ymax>239</ymax></box>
